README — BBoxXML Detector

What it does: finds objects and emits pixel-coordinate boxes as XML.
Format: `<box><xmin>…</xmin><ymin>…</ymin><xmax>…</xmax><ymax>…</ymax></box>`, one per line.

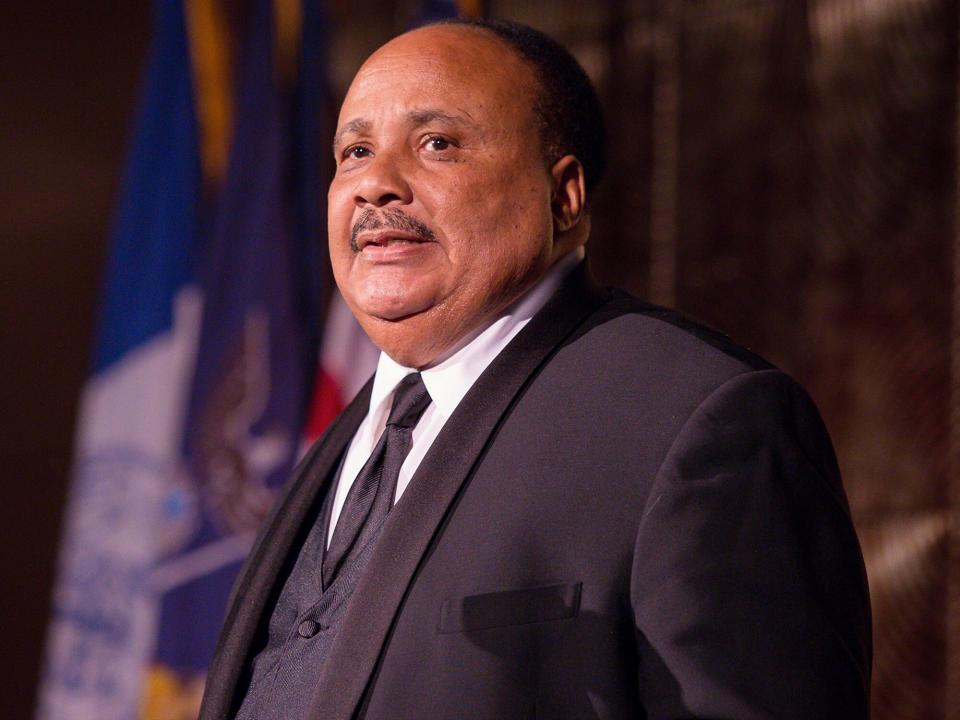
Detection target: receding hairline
<box><xmin>363</xmin><ymin>22</ymin><xmax>541</xmax><ymax>87</ymax></box>
<box><xmin>389</xmin><ymin>22</ymin><xmax>530</xmax><ymax>56</ymax></box>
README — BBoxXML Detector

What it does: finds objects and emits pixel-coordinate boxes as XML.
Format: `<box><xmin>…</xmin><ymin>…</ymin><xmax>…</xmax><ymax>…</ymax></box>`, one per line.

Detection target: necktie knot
<box><xmin>386</xmin><ymin>372</ymin><xmax>432</xmax><ymax>429</ymax></box>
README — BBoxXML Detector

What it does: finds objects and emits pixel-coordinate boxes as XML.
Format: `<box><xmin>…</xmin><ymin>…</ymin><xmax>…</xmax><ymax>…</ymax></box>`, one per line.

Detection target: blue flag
<box><xmin>37</xmin><ymin>0</ymin><xmax>322</xmax><ymax>716</ymax></box>
<box><xmin>152</xmin><ymin>0</ymin><xmax>317</xmax><ymax>685</ymax></box>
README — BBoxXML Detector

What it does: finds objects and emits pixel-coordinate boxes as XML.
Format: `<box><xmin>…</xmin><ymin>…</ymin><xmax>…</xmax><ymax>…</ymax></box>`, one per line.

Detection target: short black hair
<box><xmin>433</xmin><ymin>17</ymin><xmax>606</xmax><ymax>194</ymax></box>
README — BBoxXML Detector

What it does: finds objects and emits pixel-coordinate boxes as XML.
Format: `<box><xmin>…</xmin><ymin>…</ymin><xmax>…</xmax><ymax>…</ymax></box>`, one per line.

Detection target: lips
<box><xmin>350</xmin><ymin>208</ymin><xmax>437</xmax><ymax>253</ymax></box>
<box><xmin>355</xmin><ymin>230</ymin><xmax>430</xmax><ymax>252</ymax></box>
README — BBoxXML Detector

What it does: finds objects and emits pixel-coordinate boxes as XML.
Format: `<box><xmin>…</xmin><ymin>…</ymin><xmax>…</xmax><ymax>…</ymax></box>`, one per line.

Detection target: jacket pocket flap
<box><xmin>438</xmin><ymin>581</ymin><xmax>582</xmax><ymax>633</ymax></box>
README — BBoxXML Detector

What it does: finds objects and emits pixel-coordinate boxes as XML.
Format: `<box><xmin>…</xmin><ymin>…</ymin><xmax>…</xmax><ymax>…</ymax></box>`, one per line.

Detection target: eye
<box><xmin>422</xmin><ymin>135</ymin><xmax>458</xmax><ymax>155</ymax></box>
<box><xmin>343</xmin><ymin>144</ymin><xmax>371</xmax><ymax>161</ymax></box>
<box><xmin>426</xmin><ymin>136</ymin><xmax>450</xmax><ymax>151</ymax></box>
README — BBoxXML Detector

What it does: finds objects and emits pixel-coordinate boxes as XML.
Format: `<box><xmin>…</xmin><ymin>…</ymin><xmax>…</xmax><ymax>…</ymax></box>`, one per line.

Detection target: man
<box><xmin>200</xmin><ymin>18</ymin><xmax>871</xmax><ymax>719</ymax></box>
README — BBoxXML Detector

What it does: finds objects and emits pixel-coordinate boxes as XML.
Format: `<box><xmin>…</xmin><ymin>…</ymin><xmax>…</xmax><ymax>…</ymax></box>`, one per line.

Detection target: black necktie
<box><xmin>322</xmin><ymin>372</ymin><xmax>432</xmax><ymax>588</ymax></box>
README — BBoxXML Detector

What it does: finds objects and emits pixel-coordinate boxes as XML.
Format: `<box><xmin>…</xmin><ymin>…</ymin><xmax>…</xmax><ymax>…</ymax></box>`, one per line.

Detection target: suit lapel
<box><xmin>199</xmin><ymin>379</ymin><xmax>373</xmax><ymax>720</ymax></box>
<box><xmin>308</xmin><ymin>265</ymin><xmax>608</xmax><ymax>719</ymax></box>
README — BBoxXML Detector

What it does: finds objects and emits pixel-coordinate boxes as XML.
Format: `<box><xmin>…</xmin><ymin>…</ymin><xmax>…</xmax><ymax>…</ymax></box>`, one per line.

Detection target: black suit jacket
<box><xmin>200</xmin><ymin>266</ymin><xmax>871</xmax><ymax>719</ymax></box>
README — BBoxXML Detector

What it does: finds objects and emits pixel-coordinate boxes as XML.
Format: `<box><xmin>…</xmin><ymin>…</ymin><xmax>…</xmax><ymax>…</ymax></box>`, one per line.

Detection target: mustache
<box><xmin>350</xmin><ymin>208</ymin><xmax>437</xmax><ymax>252</ymax></box>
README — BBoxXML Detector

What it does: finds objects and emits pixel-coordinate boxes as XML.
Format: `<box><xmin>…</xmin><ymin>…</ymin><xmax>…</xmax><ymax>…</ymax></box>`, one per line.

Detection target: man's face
<box><xmin>328</xmin><ymin>26</ymin><xmax>569</xmax><ymax>368</ymax></box>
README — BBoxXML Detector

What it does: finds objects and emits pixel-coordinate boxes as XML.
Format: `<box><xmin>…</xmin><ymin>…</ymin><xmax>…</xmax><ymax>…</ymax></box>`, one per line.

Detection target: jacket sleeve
<box><xmin>630</xmin><ymin>369</ymin><xmax>872</xmax><ymax>719</ymax></box>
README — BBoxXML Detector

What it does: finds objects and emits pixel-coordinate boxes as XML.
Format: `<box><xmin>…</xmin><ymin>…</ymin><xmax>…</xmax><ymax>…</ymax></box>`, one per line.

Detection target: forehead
<box><xmin>337</xmin><ymin>26</ymin><xmax>538</xmax><ymax>131</ymax></box>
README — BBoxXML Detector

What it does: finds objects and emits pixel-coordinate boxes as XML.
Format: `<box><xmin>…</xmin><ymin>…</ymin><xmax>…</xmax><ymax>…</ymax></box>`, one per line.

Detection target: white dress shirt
<box><xmin>326</xmin><ymin>249</ymin><xmax>584</xmax><ymax>546</ymax></box>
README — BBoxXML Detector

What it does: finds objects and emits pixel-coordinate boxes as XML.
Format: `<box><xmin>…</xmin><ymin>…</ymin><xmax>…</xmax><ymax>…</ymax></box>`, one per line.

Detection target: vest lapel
<box><xmin>307</xmin><ymin>265</ymin><xmax>608</xmax><ymax>719</ymax></box>
<box><xmin>199</xmin><ymin>380</ymin><xmax>373</xmax><ymax>720</ymax></box>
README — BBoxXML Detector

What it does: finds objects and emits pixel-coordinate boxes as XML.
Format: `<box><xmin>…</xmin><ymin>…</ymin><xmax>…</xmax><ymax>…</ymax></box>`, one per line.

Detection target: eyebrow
<box><xmin>332</xmin><ymin>108</ymin><xmax>480</xmax><ymax>153</ymax></box>
<box><xmin>407</xmin><ymin>108</ymin><xmax>477</xmax><ymax>128</ymax></box>
<box><xmin>332</xmin><ymin>118</ymin><xmax>372</xmax><ymax>153</ymax></box>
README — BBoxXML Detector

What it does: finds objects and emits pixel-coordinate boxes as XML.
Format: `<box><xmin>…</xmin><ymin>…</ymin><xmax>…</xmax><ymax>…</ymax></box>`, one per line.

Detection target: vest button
<box><xmin>297</xmin><ymin>619</ymin><xmax>320</xmax><ymax>638</ymax></box>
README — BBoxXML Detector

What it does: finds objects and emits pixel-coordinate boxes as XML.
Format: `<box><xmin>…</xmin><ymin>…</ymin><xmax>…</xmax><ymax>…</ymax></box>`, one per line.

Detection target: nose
<box><xmin>353</xmin><ymin>151</ymin><xmax>412</xmax><ymax>207</ymax></box>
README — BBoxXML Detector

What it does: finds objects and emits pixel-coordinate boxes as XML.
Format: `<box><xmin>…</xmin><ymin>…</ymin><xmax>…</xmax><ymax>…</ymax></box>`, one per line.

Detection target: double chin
<box><xmin>359</xmin><ymin>310</ymin><xmax>456</xmax><ymax>370</ymax></box>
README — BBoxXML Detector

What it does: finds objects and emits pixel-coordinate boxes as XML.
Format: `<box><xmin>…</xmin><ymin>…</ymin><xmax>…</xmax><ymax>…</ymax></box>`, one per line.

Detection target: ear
<box><xmin>550</xmin><ymin>154</ymin><xmax>587</xmax><ymax>233</ymax></box>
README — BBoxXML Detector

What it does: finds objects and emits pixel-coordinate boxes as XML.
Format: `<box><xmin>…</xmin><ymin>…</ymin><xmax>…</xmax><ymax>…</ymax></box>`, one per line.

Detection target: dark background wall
<box><xmin>0</xmin><ymin>3</ymin><xmax>150</xmax><ymax>718</ymax></box>
<box><xmin>2</xmin><ymin>1</ymin><xmax>955</xmax><ymax>718</ymax></box>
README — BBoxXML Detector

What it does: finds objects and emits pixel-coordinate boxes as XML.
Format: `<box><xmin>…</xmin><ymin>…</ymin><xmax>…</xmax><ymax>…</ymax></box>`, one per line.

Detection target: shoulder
<box><xmin>545</xmin><ymin>286</ymin><xmax>780</xmax><ymax>417</ymax></box>
<box><xmin>572</xmin><ymin>287</ymin><xmax>773</xmax><ymax>375</ymax></box>
<box><xmin>568</xmin><ymin>290</ymin><xmax>846</xmax><ymax>509</ymax></box>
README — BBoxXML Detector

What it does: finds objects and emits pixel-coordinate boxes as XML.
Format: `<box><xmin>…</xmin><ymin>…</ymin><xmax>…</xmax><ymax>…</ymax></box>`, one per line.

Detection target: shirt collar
<box><xmin>369</xmin><ymin>249</ymin><xmax>583</xmax><ymax>421</ymax></box>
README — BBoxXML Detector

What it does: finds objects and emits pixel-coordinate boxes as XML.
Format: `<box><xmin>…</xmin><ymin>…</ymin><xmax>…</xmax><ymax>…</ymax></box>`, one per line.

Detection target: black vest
<box><xmin>233</xmin><ymin>459</ymin><xmax>375</xmax><ymax>720</ymax></box>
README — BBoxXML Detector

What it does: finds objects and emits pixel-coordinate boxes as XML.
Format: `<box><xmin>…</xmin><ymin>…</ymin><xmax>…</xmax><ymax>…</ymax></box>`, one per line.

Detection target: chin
<box><xmin>360</xmin><ymin>312</ymin><xmax>453</xmax><ymax>370</ymax></box>
<box><xmin>375</xmin><ymin>337</ymin><xmax>438</xmax><ymax>370</ymax></box>
<box><xmin>354</xmin><ymin>289</ymin><xmax>435</xmax><ymax>323</ymax></box>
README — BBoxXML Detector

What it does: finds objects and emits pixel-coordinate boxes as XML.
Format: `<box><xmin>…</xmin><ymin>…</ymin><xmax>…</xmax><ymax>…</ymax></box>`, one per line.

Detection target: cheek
<box><xmin>477</xmin><ymin>185</ymin><xmax>552</xmax><ymax>260</ymax></box>
<box><xmin>326</xmin><ymin>212</ymin><xmax>344</xmax><ymax>254</ymax></box>
<box><xmin>327</xmin><ymin>180</ymin><xmax>354</xmax><ymax>233</ymax></box>
<box><xmin>443</xmin><ymin>171</ymin><xmax>545</xmax><ymax>239</ymax></box>
<box><xmin>448</xmin><ymin>211</ymin><xmax>553</xmax><ymax>296</ymax></box>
